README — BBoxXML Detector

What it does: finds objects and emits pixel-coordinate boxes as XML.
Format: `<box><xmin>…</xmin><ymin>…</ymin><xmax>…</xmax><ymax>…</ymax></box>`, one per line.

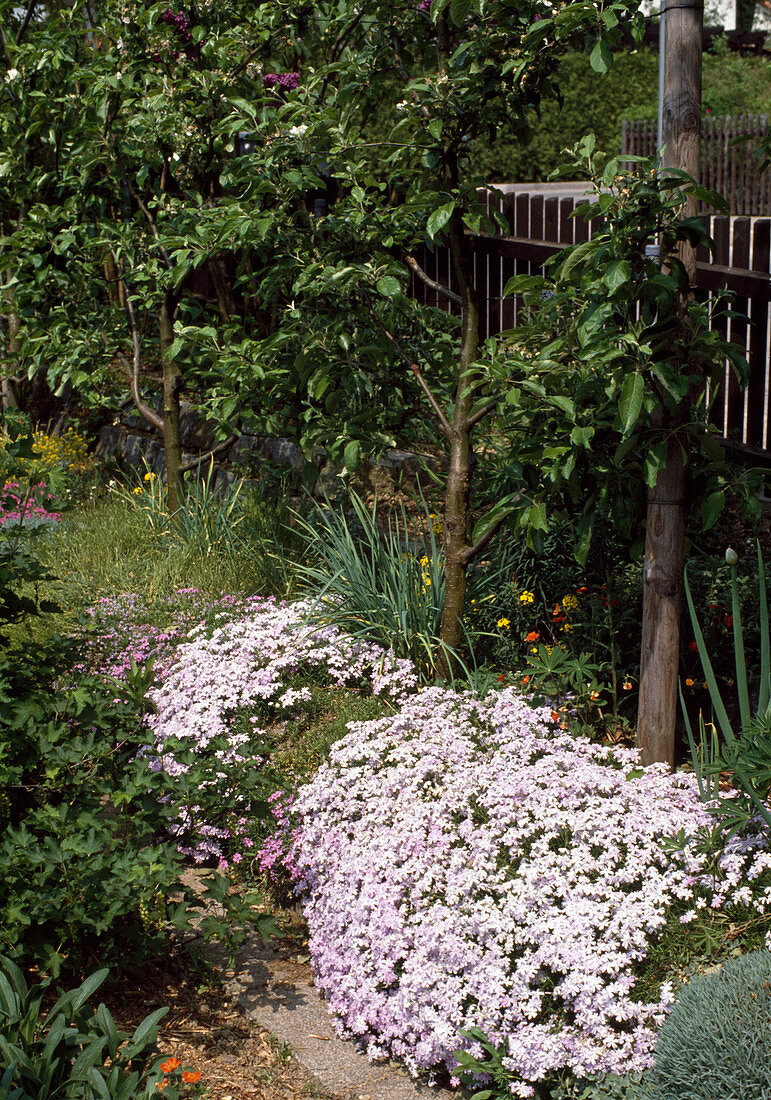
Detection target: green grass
<box><xmin>39</xmin><ymin>488</ymin><xmax>297</xmax><ymax>612</ymax></box>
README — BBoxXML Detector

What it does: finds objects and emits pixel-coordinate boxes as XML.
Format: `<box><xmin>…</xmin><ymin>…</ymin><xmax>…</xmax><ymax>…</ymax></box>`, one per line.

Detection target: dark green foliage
<box><xmin>652</xmin><ymin>950</ymin><xmax>771</xmax><ymax>1100</ymax></box>
<box><xmin>468</xmin><ymin>46</ymin><xmax>771</xmax><ymax>184</ymax></box>
<box><xmin>0</xmin><ymin>636</ymin><xmax>186</xmax><ymax>977</ymax></box>
<box><xmin>0</xmin><ymin>957</ymin><xmax>164</xmax><ymax>1099</ymax></box>
<box><xmin>469</xmin><ymin>51</ymin><xmax>659</xmax><ymax>183</ymax></box>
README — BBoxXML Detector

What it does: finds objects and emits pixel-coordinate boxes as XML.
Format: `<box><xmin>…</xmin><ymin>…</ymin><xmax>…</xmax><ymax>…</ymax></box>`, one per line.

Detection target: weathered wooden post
<box><xmin>637</xmin><ymin>0</ymin><xmax>703</xmax><ymax>767</ymax></box>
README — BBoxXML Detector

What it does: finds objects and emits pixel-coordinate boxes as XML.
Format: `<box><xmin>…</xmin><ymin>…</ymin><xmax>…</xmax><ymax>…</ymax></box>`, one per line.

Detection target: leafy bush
<box><xmin>0</xmin><ymin>958</ymin><xmax>164</xmax><ymax>1100</ymax></box>
<box><xmin>0</xmin><ymin>636</ymin><xmax>184</xmax><ymax>976</ymax></box>
<box><xmin>651</xmin><ymin>950</ymin><xmax>771</xmax><ymax>1100</ymax></box>
<box><xmin>292</xmin><ymin>685</ymin><xmax>771</xmax><ymax>1095</ymax></box>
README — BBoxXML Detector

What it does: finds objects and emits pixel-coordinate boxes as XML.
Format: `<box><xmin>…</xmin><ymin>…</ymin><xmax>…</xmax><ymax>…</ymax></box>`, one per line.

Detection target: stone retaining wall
<box><xmin>95</xmin><ymin>404</ymin><xmax>444</xmax><ymax>501</ymax></box>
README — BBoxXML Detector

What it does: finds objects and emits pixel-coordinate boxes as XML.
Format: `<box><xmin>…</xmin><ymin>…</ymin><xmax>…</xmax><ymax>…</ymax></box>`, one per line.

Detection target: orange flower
<box><xmin>551</xmin><ymin>710</ymin><xmax>560</xmax><ymax>722</ymax></box>
<box><xmin>623</xmin><ymin>680</ymin><xmax>633</xmax><ymax>691</ymax></box>
<box><xmin>521</xmin><ymin>675</ymin><xmax>530</xmax><ymax>685</ymax></box>
<box><xmin>685</xmin><ymin>678</ymin><xmax>695</xmax><ymax>687</ymax></box>
<box><xmin>497</xmin><ymin>673</ymin><xmax>506</xmax><ymax>683</ymax></box>
<box><xmin>160</xmin><ymin>1059</ymin><xmax>181</xmax><ymax>1074</ymax></box>
<box><xmin>525</xmin><ymin>630</ymin><xmax>540</xmax><ymax>642</ymax></box>
<box><xmin>182</xmin><ymin>1071</ymin><xmax>202</xmax><ymax>1084</ymax></box>
<box><xmin>157</xmin><ymin>1080</ymin><xmax>168</xmax><ymax>1092</ymax></box>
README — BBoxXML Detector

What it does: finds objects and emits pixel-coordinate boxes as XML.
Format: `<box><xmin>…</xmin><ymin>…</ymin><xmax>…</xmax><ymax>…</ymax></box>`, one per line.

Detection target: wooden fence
<box><xmin>411</xmin><ymin>187</ymin><xmax>771</xmax><ymax>457</ymax></box>
<box><xmin>622</xmin><ymin>114</ymin><xmax>771</xmax><ymax>215</ymax></box>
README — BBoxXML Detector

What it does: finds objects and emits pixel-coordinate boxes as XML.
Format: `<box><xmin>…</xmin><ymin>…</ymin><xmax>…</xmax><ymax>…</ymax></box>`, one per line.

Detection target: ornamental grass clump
<box><xmin>293</xmin><ymin>686</ymin><xmax>771</xmax><ymax>1096</ymax></box>
<box><xmin>651</xmin><ymin>949</ymin><xmax>771</xmax><ymax>1100</ymax></box>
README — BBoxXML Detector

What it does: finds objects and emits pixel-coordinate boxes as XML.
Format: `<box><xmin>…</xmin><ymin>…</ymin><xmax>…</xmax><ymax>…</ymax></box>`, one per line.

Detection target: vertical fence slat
<box><xmin>622</xmin><ymin>114</ymin><xmax>769</xmax><ymax>214</ymax></box>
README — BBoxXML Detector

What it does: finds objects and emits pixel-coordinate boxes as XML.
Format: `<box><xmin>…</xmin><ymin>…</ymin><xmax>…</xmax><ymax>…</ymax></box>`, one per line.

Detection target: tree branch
<box><xmin>466</xmin><ymin>395</ymin><xmax>499</xmax><ymax>430</ymax></box>
<box><xmin>367</xmin><ymin>306</ymin><xmax>453</xmax><ymax>438</ymax></box>
<box><xmin>15</xmin><ymin>0</ymin><xmax>37</xmax><ymax>44</ymax></box>
<box><xmin>403</xmin><ymin>253</ymin><xmax>462</xmax><ymax>306</ymax></box>
<box><xmin>459</xmin><ymin>504</ymin><xmax>518</xmax><ymax>566</ymax></box>
<box><xmin>178</xmin><ymin>434</ymin><xmax>239</xmax><ymax>474</ymax></box>
<box><xmin>111</xmin><ymin>250</ymin><xmax>164</xmax><ymax>433</ymax></box>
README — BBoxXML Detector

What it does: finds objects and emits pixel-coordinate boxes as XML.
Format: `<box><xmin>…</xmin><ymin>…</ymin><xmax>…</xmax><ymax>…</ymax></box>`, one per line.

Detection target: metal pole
<box><xmin>658</xmin><ymin>0</ymin><xmax>666</xmax><ymax>149</ymax></box>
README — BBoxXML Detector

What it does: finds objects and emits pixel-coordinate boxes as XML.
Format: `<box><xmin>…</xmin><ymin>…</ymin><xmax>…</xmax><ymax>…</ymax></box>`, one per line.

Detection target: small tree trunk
<box><xmin>638</xmin><ymin>430</ymin><xmax>688</xmax><ymax>768</ymax></box>
<box><xmin>160</xmin><ymin>290</ymin><xmax>183</xmax><ymax>513</ymax></box>
<box><xmin>636</xmin><ymin>0</ymin><xmax>701</xmax><ymax>765</ymax></box>
<box><xmin>438</xmin><ymin>210</ymin><xmax>480</xmax><ymax>676</ymax></box>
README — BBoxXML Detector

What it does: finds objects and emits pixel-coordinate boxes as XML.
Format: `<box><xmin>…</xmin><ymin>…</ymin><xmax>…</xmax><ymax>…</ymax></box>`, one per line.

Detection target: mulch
<box><xmin>103</xmin><ymin>947</ymin><xmax>338</xmax><ymax>1100</ymax></box>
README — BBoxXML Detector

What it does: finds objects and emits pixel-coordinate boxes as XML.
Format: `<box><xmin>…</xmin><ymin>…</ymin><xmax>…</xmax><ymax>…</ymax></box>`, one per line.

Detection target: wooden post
<box><xmin>637</xmin><ymin>0</ymin><xmax>702</xmax><ymax>768</ymax></box>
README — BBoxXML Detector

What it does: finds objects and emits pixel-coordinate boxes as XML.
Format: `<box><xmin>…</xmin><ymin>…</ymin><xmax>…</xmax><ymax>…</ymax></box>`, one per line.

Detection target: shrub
<box><xmin>0</xmin><ymin>958</ymin><xmax>164</xmax><ymax>1100</ymax></box>
<box><xmin>651</xmin><ymin>950</ymin><xmax>771</xmax><ymax>1100</ymax></box>
<box><xmin>293</xmin><ymin>686</ymin><xmax>771</xmax><ymax>1095</ymax></box>
<box><xmin>0</xmin><ymin>636</ymin><xmax>190</xmax><ymax>977</ymax></box>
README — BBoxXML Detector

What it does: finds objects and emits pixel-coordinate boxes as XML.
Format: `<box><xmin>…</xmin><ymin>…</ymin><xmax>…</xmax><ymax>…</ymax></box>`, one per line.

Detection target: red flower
<box><xmin>497</xmin><ymin>673</ymin><xmax>506</xmax><ymax>683</ymax></box>
<box><xmin>182</xmin><ymin>1071</ymin><xmax>202</xmax><ymax>1084</ymax></box>
<box><xmin>724</xmin><ymin>616</ymin><xmax>733</xmax><ymax>628</ymax></box>
<box><xmin>689</xmin><ymin>640</ymin><xmax>699</xmax><ymax>652</ymax></box>
<box><xmin>525</xmin><ymin>631</ymin><xmax>540</xmax><ymax>642</ymax></box>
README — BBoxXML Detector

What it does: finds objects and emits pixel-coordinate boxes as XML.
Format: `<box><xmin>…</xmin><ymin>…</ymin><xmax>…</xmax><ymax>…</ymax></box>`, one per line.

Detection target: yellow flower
<box><xmin>560</xmin><ymin>623</ymin><xmax>573</xmax><ymax>634</ymax></box>
<box><xmin>144</xmin><ymin>471</ymin><xmax>156</xmax><ymax>481</ymax></box>
<box><xmin>133</xmin><ymin>486</ymin><xmax>142</xmax><ymax>494</ymax></box>
<box><xmin>519</xmin><ymin>591</ymin><xmax>535</xmax><ymax>604</ymax></box>
<box><xmin>497</xmin><ymin>617</ymin><xmax>511</xmax><ymax>629</ymax></box>
<box><xmin>561</xmin><ymin>594</ymin><xmax>580</xmax><ymax>612</ymax></box>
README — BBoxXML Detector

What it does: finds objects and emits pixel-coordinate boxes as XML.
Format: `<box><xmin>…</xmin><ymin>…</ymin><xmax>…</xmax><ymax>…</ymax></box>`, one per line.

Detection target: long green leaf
<box><xmin>758</xmin><ymin>540</ymin><xmax>770</xmax><ymax>715</ymax></box>
<box><xmin>730</xmin><ymin>560</ymin><xmax>751</xmax><ymax>732</ymax></box>
<box><xmin>684</xmin><ymin>567</ymin><xmax>735</xmax><ymax>745</ymax></box>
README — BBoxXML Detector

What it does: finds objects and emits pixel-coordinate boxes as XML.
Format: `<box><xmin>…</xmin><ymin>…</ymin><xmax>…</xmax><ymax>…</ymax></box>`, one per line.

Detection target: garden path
<box><xmin>221</xmin><ymin>932</ymin><xmax>456</xmax><ymax>1100</ymax></box>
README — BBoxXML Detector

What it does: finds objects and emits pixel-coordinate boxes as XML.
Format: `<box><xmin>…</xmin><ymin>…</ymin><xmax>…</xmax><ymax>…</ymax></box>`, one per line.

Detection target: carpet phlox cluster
<box><xmin>294</xmin><ymin>685</ymin><xmax>771</xmax><ymax>1094</ymax></box>
<box><xmin>86</xmin><ymin>590</ymin><xmax>770</xmax><ymax>1092</ymax></box>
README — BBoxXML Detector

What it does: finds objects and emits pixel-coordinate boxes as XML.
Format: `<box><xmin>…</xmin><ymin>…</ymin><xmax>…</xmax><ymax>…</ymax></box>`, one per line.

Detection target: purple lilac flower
<box><xmin>262</xmin><ymin>72</ymin><xmax>300</xmax><ymax>91</ymax></box>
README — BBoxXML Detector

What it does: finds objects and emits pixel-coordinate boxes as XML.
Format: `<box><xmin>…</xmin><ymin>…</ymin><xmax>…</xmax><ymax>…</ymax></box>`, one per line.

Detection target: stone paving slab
<box><xmin>223</xmin><ymin>936</ymin><xmax>456</xmax><ymax>1100</ymax></box>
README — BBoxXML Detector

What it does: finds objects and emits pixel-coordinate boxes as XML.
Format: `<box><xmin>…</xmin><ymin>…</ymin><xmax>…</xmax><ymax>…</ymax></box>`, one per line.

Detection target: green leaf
<box><xmin>343</xmin><ymin>440</ymin><xmax>361</xmax><ymax>472</ymax></box>
<box><xmin>426</xmin><ymin>202</ymin><xmax>456</xmax><ymax>241</ymax></box>
<box><xmin>701</xmin><ymin>490</ymin><xmax>724</xmax><ymax>531</ymax></box>
<box><xmin>449</xmin><ymin>0</ymin><xmax>471</xmax><ymax>21</ymax></box>
<box><xmin>376</xmin><ymin>276</ymin><xmax>402</xmax><ymax>298</ymax></box>
<box><xmin>603</xmin><ymin>258</ymin><xmax>631</xmax><ymax>293</ymax></box>
<box><xmin>527</xmin><ymin>501</ymin><xmax>548</xmax><ymax>531</ymax></box>
<box><xmin>589</xmin><ymin>39</ymin><xmax>612</xmax><ymax>73</ymax></box>
<box><xmin>618</xmin><ymin>374</ymin><xmax>644</xmax><ymax>439</ymax></box>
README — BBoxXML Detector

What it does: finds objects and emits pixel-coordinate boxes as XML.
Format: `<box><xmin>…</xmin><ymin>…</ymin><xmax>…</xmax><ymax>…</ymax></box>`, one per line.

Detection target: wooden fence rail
<box><xmin>622</xmin><ymin>114</ymin><xmax>771</xmax><ymax>215</ymax></box>
<box><xmin>412</xmin><ymin>188</ymin><xmax>771</xmax><ymax>457</ymax></box>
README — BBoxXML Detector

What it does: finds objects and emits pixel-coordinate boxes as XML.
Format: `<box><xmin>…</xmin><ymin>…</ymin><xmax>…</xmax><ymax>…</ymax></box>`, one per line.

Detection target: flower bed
<box><xmin>293</xmin><ymin>686</ymin><xmax>771</xmax><ymax>1095</ymax></box>
<box><xmin>85</xmin><ymin>591</ymin><xmax>771</xmax><ymax>1095</ymax></box>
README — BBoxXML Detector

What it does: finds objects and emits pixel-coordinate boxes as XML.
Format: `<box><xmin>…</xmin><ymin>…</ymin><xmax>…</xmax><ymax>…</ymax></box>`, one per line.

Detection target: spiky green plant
<box><xmin>292</xmin><ymin>490</ymin><xmax>458</xmax><ymax>681</ymax></box>
<box><xmin>651</xmin><ymin>950</ymin><xmax>771</xmax><ymax>1100</ymax></box>
<box><xmin>682</xmin><ymin>542</ymin><xmax>771</xmax><ymax>836</ymax></box>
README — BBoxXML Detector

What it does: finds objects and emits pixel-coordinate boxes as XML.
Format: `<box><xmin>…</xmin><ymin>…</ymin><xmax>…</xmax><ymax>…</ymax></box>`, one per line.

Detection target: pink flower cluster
<box><xmin>293</xmin><ymin>686</ymin><xmax>771</xmax><ymax>1093</ymax></box>
<box><xmin>0</xmin><ymin>480</ymin><xmax>60</xmax><ymax>528</ymax></box>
